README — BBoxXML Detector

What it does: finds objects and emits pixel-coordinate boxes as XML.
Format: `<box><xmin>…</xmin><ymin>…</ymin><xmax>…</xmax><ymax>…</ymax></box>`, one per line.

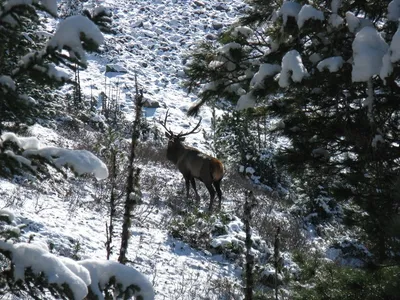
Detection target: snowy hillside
<box><xmin>77</xmin><ymin>0</ymin><xmax>248</xmax><ymax>151</ymax></box>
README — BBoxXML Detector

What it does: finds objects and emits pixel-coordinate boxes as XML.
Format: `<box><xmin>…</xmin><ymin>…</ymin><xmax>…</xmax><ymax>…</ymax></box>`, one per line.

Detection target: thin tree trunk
<box><xmin>244</xmin><ymin>191</ymin><xmax>255</xmax><ymax>300</ymax></box>
<box><xmin>274</xmin><ymin>226</ymin><xmax>281</xmax><ymax>300</ymax></box>
<box><xmin>118</xmin><ymin>74</ymin><xmax>143</xmax><ymax>264</ymax></box>
<box><xmin>105</xmin><ymin>150</ymin><xmax>117</xmax><ymax>260</ymax></box>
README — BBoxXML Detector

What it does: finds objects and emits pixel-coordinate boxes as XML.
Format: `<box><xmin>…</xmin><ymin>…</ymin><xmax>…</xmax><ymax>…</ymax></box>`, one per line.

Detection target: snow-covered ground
<box><xmin>0</xmin><ymin>0</ymin><xmax>257</xmax><ymax>299</ymax></box>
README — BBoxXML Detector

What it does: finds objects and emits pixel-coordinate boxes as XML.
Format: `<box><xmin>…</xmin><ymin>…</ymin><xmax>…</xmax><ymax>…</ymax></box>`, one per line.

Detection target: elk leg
<box><xmin>213</xmin><ymin>179</ymin><xmax>222</xmax><ymax>210</ymax></box>
<box><xmin>205</xmin><ymin>183</ymin><xmax>216</xmax><ymax>212</ymax></box>
<box><xmin>184</xmin><ymin>176</ymin><xmax>190</xmax><ymax>200</ymax></box>
<box><xmin>190</xmin><ymin>177</ymin><xmax>200</xmax><ymax>202</ymax></box>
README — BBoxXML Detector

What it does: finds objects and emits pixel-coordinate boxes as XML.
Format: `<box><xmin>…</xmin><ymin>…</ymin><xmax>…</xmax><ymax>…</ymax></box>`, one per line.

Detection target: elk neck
<box><xmin>166</xmin><ymin>140</ymin><xmax>187</xmax><ymax>164</ymax></box>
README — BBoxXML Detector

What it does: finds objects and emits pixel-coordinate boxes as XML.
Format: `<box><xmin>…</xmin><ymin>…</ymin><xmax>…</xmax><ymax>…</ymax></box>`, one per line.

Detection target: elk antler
<box><xmin>159</xmin><ymin>110</ymin><xmax>174</xmax><ymax>136</ymax></box>
<box><xmin>177</xmin><ymin>117</ymin><xmax>202</xmax><ymax>137</ymax></box>
<box><xmin>159</xmin><ymin>110</ymin><xmax>202</xmax><ymax>137</ymax></box>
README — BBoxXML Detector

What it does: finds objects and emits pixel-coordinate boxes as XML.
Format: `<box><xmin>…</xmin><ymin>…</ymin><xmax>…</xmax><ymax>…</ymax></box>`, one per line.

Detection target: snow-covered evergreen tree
<box><xmin>185</xmin><ymin>0</ymin><xmax>400</xmax><ymax>264</ymax></box>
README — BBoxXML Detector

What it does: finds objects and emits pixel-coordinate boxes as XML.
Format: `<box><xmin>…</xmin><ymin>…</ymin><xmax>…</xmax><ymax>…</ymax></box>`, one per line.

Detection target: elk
<box><xmin>160</xmin><ymin>112</ymin><xmax>224</xmax><ymax>212</ymax></box>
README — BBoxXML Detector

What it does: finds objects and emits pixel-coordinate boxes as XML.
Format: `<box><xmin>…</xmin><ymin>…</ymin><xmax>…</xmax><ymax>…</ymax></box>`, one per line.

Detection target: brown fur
<box><xmin>211</xmin><ymin>158</ymin><xmax>224</xmax><ymax>181</ymax></box>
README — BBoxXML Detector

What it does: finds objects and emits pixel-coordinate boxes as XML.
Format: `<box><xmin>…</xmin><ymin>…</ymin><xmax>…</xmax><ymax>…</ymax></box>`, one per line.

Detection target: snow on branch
<box><xmin>1</xmin><ymin>132</ymin><xmax>108</xmax><ymax>180</ymax></box>
<box><xmin>47</xmin><ymin>15</ymin><xmax>104</xmax><ymax>66</ymax></box>
<box><xmin>380</xmin><ymin>25</ymin><xmax>400</xmax><ymax>82</ymax></box>
<box><xmin>213</xmin><ymin>42</ymin><xmax>242</xmax><ymax>71</ymax></box>
<box><xmin>236</xmin><ymin>92</ymin><xmax>256</xmax><ymax>110</ymax></box>
<box><xmin>345</xmin><ymin>11</ymin><xmax>373</xmax><ymax>33</ymax></box>
<box><xmin>0</xmin><ymin>241</ymin><xmax>89</xmax><ymax>299</ymax></box>
<box><xmin>388</xmin><ymin>0</ymin><xmax>400</xmax><ymax>21</ymax></box>
<box><xmin>79</xmin><ymin>260</ymin><xmax>155</xmax><ymax>300</ymax></box>
<box><xmin>0</xmin><ymin>75</ymin><xmax>16</xmax><ymax>91</ymax></box>
<box><xmin>352</xmin><ymin>27</ymin><xmax>388</xmax><ymax>82</ymax></box>
<box><xmin>23</xmin><ymin>148</ymin><xmax>109</xmax><ymax>180</ymax></box>
<box><xmin>329</xmin><ymin>0</ymin><xmax>344</xmax><ymax>27</ymax></box>
<box><xmin>277</xmin><ymin>1</ymin><xmax>301</xmax><ymax>25</ymax></box>
<box><xmin>278</xmin><ymin>50</ymin><xmax>308</xmax><ymax>88</ymax></box>
<box><xmin>250</xmin><ymin>63</ymin><xmax>281</xmax><ymax>88</ymax></box>
<box><xmin>297</xmin><ymin>4</ymin><xmax>324</xmax><ymax>29</ymax></box>
<box><xmin>317</xmin><ymin>56</ymin><xmax>344</xmax><ymax>73</ymax></box>
<box><xmin>0</xmin><ymin>241</ymin><xmax>155</xmax><ymax>300</ymax></box>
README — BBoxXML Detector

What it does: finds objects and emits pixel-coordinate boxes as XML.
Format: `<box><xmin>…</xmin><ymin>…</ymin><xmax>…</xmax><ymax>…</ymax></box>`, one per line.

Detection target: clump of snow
<box><xmin>216</xmin><ymin>42</ymin><xmax>242</xmax><ymax>71</ymax></box>
<box><xmin>19</xmin><ymin>94</ymin><xmax>38</xmax><ymax>105</ymax></box>
<box><xmin>208</xmin><ymin>60</ymin><xmax>224</xmax><ymax>69</ymax></box>
<box><xmin>345</xmin><ymin>11</ymin><xmax>373</xmax><ymax>33</ymax></box>
<box><xmin>1</xmin><ymin>133</ymin><xmax>41</xmax><ymax>150</ymax></box>
<box><xmin>0</xmin><ymin>209</ymin><xmax>15</xmax><ymax>222</ymax></box>
<box><xmin>40</xmin><ymin>0</ymin><xmax>58</xmax><ymax>16</ymax></box>
<box><xmin>346</xmin><ymin>12</ymin><xmax>360</xmax><ymax>33</ymax></box>
<box><xmin>388</xmin><ymin>0</ymin><xmax>400</xmax><ymax>21</ymax></box>
<box><xmin>33</xmin><ymin>63</ymin><xmax>71</xmax><ymax>82</ymax></box>
<box><xmin>219</xmin><ymin>42</ymin><xmax>242</xmax><ymax>54</ymax></box>
<box><xmin>0</xmin><ymin>240</ymin><xmax>155</xmax><ymax>300</ymax></box>
<box><xmin>79</xmin><ymin>259</ymin><xmax>155</xmax><ymax>300</ymax></box>
<box><xmin>93</xmin><ymin>6</ymin><xmax>112</xmax><ymax>17</ymax></box>
<box><xmin>236</xmin><ymin>92</ymin><xmax>256</xmax><ymax>110</ymax></box>
<box><xmin>331</xmin><ymin>0</ymin><xmax>342</xmax><ymax>13</ymax></box>
<box><xmin>1</xmin><ymin>132</ymin><xmax>108</xmax><ymax>180</ymax></box>
<box><xmin>297</xmin><ymin>4</ymin><xmax>324</xmax><ymax>29</ymax></box>
<box><xmin>278</xmin><ymin>50</ymin><xmax>308</xmax><ymax>88</ymax></box>
<box><xmin>329</xmin><ymin>1</ymin><xmax>344</xmax><ymax>28</ymax></box>
<box><xmin>352</xmin><ymin>27</ymin><xmax>388</xmax><ymax>82</ymax></box>
<box><xmin>24</xmin><ymin>147</ymin><xmax>109</xmax><ymax>180</ymax></box>
<box><xmin>329</xmin><ymin>14</ymin><xmax>344</xmax><ymax>27</ymax></box>
<box><xmin>47</xmin><ymin>15</ymin><xmax>104</xmax><ymax>64</ymax></box>
<box><xmin>277</xmin><ymin>1</ymin><xmax>301</xmax><ymax>25</ymax></box>
<box><xmin>4</xmin><ymin>150</ymin><xmax>35</xmax><ymax>169</ymax></box>
<box><xmin>59</xmin><ymin>257</ymin><xmax>92</xmax><ymax>286</ymax></box>
<box><xmin>380</xmin><ymin>25</ymin><xmax>400</xmax><ymax>82</ymax></box>
<box><xmin>372</xmin><ymin>134</ymin><xmax>384</xmax><ymax>148</ymax></box>
<box><xmin>317</xmin><ymin>56</ymin><xmax>344</xmax><ymax>72</ymax></box>
<box><xmin>388</xmin><ymin>26</ymin><xmax>400</xmax><ymax>61</ymax></box>
<box><xmin>250</xmin><ymin>63</ymin><xmax>281</xmax><ymax>88</ymax></box>
<box><xmin>0</xmin><ymin>75</ymin><xmax>16</xmax><ymax>91</ymax></box>
<box><xmin>232</xmin><ymin>26</ymin><xmax>253</xmax><ymax>38</ymax></box>
<box><xmin>208</xmin><ymin>42</ymin><xmax>243</xmax><ymax>72</ymax></box>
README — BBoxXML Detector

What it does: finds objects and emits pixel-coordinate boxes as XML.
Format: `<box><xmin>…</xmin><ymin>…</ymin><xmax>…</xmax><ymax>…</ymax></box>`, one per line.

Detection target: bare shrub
<box><xmin>135</xmin><ymin>141</ymin><xmax>172</xmax><ymax>168</ymax></box>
